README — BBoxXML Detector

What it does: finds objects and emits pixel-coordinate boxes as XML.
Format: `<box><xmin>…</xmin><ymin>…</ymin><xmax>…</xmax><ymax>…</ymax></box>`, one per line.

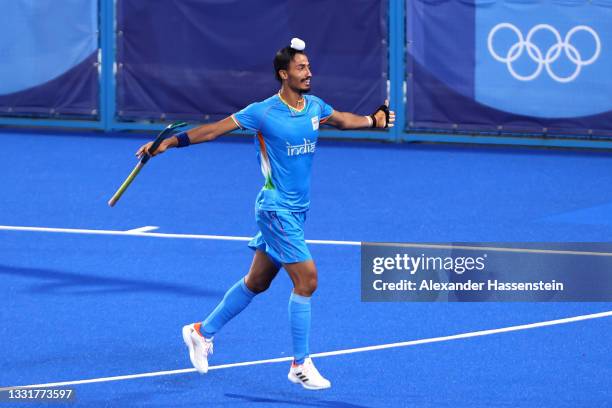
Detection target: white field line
<box><xmin>1</xmin><ymin>310</ymin><xmax>610</xmax><ymax>391</ymax></box>
<box><xmin>0</xmin><ymin>224</ymin><xmax>356</xmax><ymax>245</ymax></box>
<box><xmin>1</xmin><ymin>225</ymin><xmax>612</xmax><ymax>256</ymax></box>
<box><xmin>125</xmin><ymin>226</ymin><xmax>159</xmax><ymax>233</ymax></box>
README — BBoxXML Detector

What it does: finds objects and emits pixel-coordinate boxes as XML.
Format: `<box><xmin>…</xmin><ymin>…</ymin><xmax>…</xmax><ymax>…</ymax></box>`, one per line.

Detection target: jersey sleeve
<box><xmin>232</xmin><ymin>102</ymin><xmax>262</xmax><ymax>131</ymax></box>
<box><xmin>312</xmin><ymin>96</ymin><xmax>334</xmax><ymax>124</ymax></box>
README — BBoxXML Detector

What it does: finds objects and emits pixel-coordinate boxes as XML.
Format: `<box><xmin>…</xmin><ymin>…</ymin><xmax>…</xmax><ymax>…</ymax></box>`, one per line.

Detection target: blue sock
<box><xmin>288</xmin><ymin>292</ymin><xmax>311</xmax><ymax>364</ymax></box>
<box><xmin>201</xmin><ymin>278</ymin><xmax>256</xmax><ymax>338</ymax></box>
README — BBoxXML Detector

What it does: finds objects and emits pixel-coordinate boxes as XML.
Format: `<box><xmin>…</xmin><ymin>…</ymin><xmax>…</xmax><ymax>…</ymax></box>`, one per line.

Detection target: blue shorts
<box><xmin>248</xmin><ymin>210</ymin><xmax>311</xmax><ymax>266</ymax></box>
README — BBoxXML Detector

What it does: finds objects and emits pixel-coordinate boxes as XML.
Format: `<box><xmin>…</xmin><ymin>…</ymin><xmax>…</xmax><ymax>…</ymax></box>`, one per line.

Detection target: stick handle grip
<box><xmin>107</xmin><ymin>162</ymin><xmax>145</xmax><ymax>207</ymax></box>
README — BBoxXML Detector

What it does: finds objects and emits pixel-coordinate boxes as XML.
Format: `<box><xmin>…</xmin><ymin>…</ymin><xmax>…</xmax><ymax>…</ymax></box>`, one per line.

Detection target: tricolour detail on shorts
<box><xmin>257</xmin><ymin>132</ymin><xmax>275</xmax><ymax>190</ymax></box>
<box><xmin>271</xmin><ymin>212</ymin><xmax>298</xmax><ymax>262</ymax></box>
<box><xmin>267</xmin><ymin>220</ymin><xmax>286</xmax><ymax>262</ymax></box>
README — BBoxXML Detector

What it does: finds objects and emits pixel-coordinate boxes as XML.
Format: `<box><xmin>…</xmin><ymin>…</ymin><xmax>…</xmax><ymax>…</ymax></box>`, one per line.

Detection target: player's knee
<box><xmin>249</xmin><ymin>283</ymin><xmax>269</xmax><ymax>294</ymax></box>
<box><xmin>308</xmin><ymin>278</ymin><xmax>318</xmax><ymax>295</ymax></box>
<box><xmin>299</xmin><ymin>276</ymin><xmax>318</xmax><ymax>296</ymax></box>
<box><xmin>245</xmin><ymin>277</ymin><xmax>271</xmax><ymax>294</ymax></box>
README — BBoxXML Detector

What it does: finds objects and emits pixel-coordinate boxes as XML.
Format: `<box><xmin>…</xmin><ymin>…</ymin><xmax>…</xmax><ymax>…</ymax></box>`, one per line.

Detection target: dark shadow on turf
<box><xmin>225</xmin><ymin>393</ymin><xmax>374</xmax><ymax>408</ymax></box>
<box><xmin>0</xmin><ymin>264</ymin><xmax>224</xmax><ymax>297</ymax></box>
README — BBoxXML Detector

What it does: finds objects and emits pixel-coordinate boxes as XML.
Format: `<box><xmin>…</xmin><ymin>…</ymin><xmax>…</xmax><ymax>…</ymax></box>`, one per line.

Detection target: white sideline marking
<box><xmin>0</xmin><ymin>225</ymin><xmax>359</xmax><ymax>245</ymax></box>
<box><xmin>1</xmin><ymin>310</ymin><xmax>610</xmax><ymax>391</ymax></box>
<box><xmin>2</xmin><ymin>225</ymin><xmax>612</xmax><ymax>255</ymax></box>
<box><xmin>125</xmin><ymin>226</ymin><xmax>159</xmax><ymax>233</ymax></box>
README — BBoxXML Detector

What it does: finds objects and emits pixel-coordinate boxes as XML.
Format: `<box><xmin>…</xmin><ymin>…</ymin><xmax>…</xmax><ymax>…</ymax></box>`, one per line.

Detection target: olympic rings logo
<box><xmin>487</xmin><ymin>23</ymin><xmax>601</xmax><ymax>83</ymax></box>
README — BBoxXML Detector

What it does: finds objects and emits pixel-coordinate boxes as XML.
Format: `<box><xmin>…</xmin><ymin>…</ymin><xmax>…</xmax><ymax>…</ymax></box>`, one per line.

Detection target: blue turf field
<box><xmin>0</xmin><ymin>130</ymin><xmax>611</xmax><ymax>407</ymax></box>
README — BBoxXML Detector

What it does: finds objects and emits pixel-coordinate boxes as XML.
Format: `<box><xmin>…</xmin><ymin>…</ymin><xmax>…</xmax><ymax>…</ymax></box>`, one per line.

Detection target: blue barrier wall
<box><xmin>0</xmin><ymin>0</ymin><xmax>611</xmax><ymax>148</ymax></box>
<box><xmin>0</xmin><ymin>1</ymin><xmax>99</xmax><ymax>118</ymax></box>
<box><xmin>116</xmin><ymin>0</ymin><xmax>387</xmax><ymax>122</ymax></box>
<box><xmin>407</xmin><ymin>0</ymin><xmax>612</xmax><ymax>137</ymax></box>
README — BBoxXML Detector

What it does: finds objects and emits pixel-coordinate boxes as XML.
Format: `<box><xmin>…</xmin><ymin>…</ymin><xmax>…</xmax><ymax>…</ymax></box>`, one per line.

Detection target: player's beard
<box><xmin>291</xmin><ymin>78</ymin><xmax>311</xmax><ymax>94</ymax></box>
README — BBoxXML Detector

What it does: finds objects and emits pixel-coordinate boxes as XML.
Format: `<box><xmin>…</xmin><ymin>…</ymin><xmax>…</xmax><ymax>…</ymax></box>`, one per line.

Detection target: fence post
<box><xmin>389</xmin><ymin>0</ymin><xmax>406</xmax><ymax>142</ymax></box>
<box><xmin>100</xmin><ymin>0</ymin><xmax>116</xmax><ymax>132</ymax></box>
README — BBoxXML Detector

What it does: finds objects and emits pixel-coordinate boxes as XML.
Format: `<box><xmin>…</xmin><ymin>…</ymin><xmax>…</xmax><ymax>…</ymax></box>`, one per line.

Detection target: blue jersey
<box><xmin>232</xmin><ymin>93</ymin><xmax>333</xmax><ymax>211</ymax></box>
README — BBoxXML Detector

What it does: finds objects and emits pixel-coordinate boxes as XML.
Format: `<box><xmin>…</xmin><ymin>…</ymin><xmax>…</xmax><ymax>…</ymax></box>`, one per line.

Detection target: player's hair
<box><xmin>273</xmin><ymin>46</ymin><xmax>305</xmax><ymax>82</ymax></box>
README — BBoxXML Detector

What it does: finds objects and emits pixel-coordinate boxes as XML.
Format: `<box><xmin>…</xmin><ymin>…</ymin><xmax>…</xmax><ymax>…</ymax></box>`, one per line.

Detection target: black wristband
<box><xmin>369</xmin><ymin>114</ymin><xmax>377</xmax><ymax>128</ymax></box>
<box><xmin>175</xmin><ymin>131</ymin><xmax>191</xmax><ymax>148</ymax></box>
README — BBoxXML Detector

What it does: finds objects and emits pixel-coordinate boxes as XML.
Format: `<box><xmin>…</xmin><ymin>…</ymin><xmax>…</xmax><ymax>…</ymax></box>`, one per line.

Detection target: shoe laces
<box><xmin>298</xmin><ymin>358</ymin><xmax>322</xmax><ymax>378</ymax></box>
<box><xmin>193</xmin><ymin>329</ymin><xmax>214</xmax><ymax>355</ymax></box>
<box><xmin>202</xmin><ymin>337</ymin><xmax>214</xmax><ymax>355</ymax></box>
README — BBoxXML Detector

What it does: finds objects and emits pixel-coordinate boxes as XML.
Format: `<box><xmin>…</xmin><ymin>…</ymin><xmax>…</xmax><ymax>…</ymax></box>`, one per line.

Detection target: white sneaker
<box><xmin>182</xmin><ymin>323</ymin><xmax>213</xmax><ymax>373</ymax></box>
<box><xmin>288</xmin><ymin>357</ymin><xmax>331</xmax><ymax>390</ymax></box>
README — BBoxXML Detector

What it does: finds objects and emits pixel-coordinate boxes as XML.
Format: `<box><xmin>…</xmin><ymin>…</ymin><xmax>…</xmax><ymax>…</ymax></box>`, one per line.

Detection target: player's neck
<box><xmin>278</xmin><ymin>87</ymin><xmax>305</xmax><ymax>111</ymax></box>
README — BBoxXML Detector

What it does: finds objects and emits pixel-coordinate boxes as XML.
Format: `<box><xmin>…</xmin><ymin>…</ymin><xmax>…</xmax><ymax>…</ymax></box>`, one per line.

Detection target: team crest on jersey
<box><xmin>311</xmin><ymin>116</ymin><xmax>319</xmax><ymax>131</ymax></box>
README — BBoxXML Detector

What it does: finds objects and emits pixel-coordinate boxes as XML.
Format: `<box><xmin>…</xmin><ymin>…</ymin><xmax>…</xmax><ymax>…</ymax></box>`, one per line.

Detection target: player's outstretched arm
<box><xmin>325</xmin><ymin>100</ymin><xmax>395</xmax><ymax>130</ymax></box>
<box><xmin>135</xmin><ymin>116</ymin><xmax>239</xmax><ymax>158</ymax></box>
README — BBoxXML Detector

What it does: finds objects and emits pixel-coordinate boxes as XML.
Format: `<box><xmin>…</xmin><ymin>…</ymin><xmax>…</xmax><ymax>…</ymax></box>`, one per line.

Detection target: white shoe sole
<box><xmin>288</xmin><ymin>372</ymin><xmax>331</xmax><ymax>390</ymax></box>
<box><xmin>182</xmin><ymin>325</ymin><xmax>208</xmax><ymax>374</ymax></box>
